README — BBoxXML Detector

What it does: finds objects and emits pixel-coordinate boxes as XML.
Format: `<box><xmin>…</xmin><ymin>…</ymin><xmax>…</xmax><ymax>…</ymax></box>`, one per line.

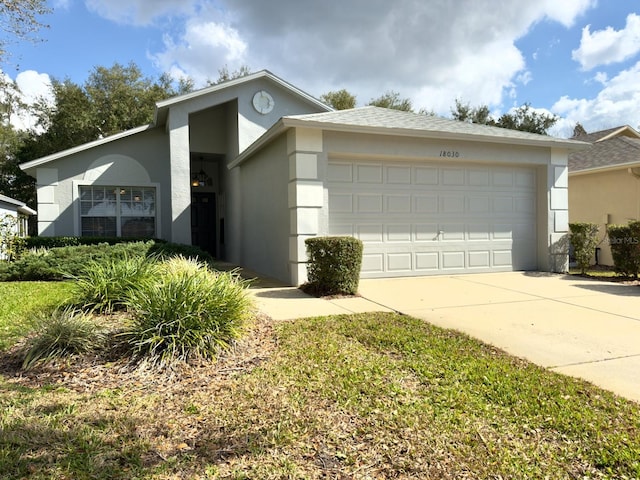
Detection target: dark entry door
<box><xmin>191</xmin><ymin>192</ymin><xmax>216</xmax><ymax>257</ymax></box>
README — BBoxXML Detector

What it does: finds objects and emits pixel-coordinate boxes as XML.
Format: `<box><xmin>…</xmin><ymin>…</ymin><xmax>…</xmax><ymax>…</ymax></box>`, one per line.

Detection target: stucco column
<box><xmin>168</xmin><ymin>107</ymin><xmax>192</xmax><ymax>245</ymax></box>
<box><xmin>547</xmin><ymin>149</ymin><xmax>570</xmax><ymax>272</ymax></box>
<box><xmin>288</xmin><ymin>128</ymin><xmax>323</xmax><ymax>285</ymax></box>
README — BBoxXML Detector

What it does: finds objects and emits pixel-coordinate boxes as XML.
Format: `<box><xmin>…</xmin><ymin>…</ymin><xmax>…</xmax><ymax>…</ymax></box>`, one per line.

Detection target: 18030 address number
<box><xmin>439</xmin><ymin>150</ymin><xmax>460</xmax><ymax>158</ymax></box>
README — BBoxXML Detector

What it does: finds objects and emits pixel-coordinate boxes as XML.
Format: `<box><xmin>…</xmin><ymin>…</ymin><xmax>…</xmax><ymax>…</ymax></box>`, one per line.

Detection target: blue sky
<box><xmin>3</xmin><ymin>0</ymin><xmax>640</xmax><ymax>137</ymax></box>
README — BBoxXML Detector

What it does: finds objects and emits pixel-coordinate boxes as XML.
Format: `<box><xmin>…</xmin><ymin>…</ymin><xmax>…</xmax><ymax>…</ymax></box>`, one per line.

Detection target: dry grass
<box><xmin>1</xmin><ymin>312</ymin><xmax>640</xmax><ymax>479</ymax></box>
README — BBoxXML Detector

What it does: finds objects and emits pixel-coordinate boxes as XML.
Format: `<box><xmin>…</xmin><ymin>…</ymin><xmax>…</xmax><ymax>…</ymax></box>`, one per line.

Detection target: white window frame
<box><xmin>73</xmin><ymin>181</ymin><xmax>161</xmax><ymax>238</ymax></box>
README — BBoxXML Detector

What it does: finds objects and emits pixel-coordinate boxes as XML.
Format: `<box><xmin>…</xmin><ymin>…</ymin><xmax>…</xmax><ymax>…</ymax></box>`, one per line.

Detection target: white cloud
<box><xmin>150</xmin><ymin>17</ymin><xmax>247</xmax><ymax>86</ymax></box>
<box><xmin>572</xmin><ymin>13</ymin><xmax>640</xmax><ymax>70</ymax></box>
<box><xmin>147</xmin><ymin>0</ymin><xmax>594</xmax><ymax>113</ymax></box>
<box><xmin>84</xmin><ymin>0</ymin><xmax>198</xmax><ymax>26</ymax></box>
<box><xmin>551</xmin><ymin>60</ymin><xmax>640</xmax><ymax>135</ymax></box>
<box><xmin>6</xmin><ymin>70</ymin><xmax>53</xmax><ymax>132</ymax></box>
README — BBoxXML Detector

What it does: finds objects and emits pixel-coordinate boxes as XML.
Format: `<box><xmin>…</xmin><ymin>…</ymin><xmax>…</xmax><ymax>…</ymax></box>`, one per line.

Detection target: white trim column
<box><xmin>168</xmin><ymin>106</ymin><xmax>192</xmax><ymax>245</ymax></box>
<box><xmin>548</xmin><ymin>149</ymin><xmax>570</xmax><ymax>272</ymax></box>
<box><xmin>288</xmin><ymin>128</ymin><xmax>323</xmax><ymax>285</ymax></box>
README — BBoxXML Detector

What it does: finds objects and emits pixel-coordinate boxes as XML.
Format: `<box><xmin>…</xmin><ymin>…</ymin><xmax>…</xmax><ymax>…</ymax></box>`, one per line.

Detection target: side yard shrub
<box><xmin>569</xmin><ymin>222</ymin><xmax>599</xmax><ymax>274</ymax></box>
<box><xmin>305</xmin><ymin>236</ymin><xmax>363</xmax><ymax>296</ymax></box>
<box><xmin>607</xmin><ymin>221</ymin><xmax>640</xmax><ymax>278</ymax></box>
<box><xmin>0</xmin><ymin>239</ymin><xmax>214</xmax><ymax>281</ymax></box>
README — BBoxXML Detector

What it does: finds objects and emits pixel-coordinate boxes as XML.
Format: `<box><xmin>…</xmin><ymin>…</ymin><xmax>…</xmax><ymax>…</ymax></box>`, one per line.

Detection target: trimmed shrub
<box><xmin>123</xmin><ymin>257</ymin><xmax>253</xmax><ymax>366</ymax></box>
<box><xmin>607</xmin><ymin>221</ymin><xmax>640</xmax><ymax>278</ymax></box>
<box><xmin>22</xmin><ymin>307</ymin><xmax>107</xmax><ymax>370</ymax></box>
<box><xmin>0</xmin><ymin>240</ymin><xmax>214</xmax><ymax>281</ymax></box>
<box><xmin>23</xmin><ymin>236</ymin><xmax>166</xmax><ymax>249</ymax></box>
<box><xmin>305</xmin><ymin>236</ymin><xmax>363</xmax><ymax>296</ymax></box>
<box><xmin>66</xmin><ymin>255</ymin><xmax>159</xmax><ymax>313</ymax></box>
<box><xmin>569</xmin><ymin>223</ymin><xmax>599</xmax><ymax>275</ymax></box>
<box><xmin>0</xmin><ymin>241</ymin><xmax>153</xmax><ymax>281</ymax></box>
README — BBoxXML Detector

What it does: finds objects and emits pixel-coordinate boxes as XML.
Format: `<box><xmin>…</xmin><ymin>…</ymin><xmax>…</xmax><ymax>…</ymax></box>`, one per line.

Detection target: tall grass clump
<box><xmin>66</xmin><ymin>255</ymin><xmax>158</xmax><ymax>313</ymax></box>
<box><xmin>124</xmin><ymin>257</ymin><xmax>253</xmax><ymax>366</ymax></box>
<box><xmin>22</xmin><ymin>307</ymin><xmax>107</xmax><ymax>369</ymax></box>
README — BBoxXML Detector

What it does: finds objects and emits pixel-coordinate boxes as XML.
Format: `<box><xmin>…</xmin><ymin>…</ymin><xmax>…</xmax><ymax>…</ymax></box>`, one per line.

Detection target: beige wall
<box><xmin>569</xmin><ymin>168</ymin><xmax>640</xmax><ymax>266</ymax></box>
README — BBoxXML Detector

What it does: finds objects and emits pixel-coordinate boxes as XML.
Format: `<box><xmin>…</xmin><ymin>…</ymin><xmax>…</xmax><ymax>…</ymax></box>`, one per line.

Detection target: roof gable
<box><xmin>572</xmin><ymin>125</ymin><xmax>640</xmax><ymax>143</ymax></box>
<box><xmin>154</xmin><ymin>69</ymin><xmax>331</xmax><ymax>126</ymax></box>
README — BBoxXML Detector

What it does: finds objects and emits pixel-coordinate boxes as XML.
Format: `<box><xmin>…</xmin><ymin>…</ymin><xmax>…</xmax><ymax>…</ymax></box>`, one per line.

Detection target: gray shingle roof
<box><xmin>284</xmin><ymin>106</ymin><xmax>585</xmax><ymax>147</ymax></box>
<box><xmin>569</xmin><ymin>135</ymin><xmax>640</xmax><ymax>172</ymax></box>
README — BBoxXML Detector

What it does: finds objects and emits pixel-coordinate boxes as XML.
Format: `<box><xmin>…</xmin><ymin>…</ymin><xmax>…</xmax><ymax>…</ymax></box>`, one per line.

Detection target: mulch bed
<box><xmin>0</xmin><ymin>313</ymin><xmax>278</xmax><ymax>394</ymax></box>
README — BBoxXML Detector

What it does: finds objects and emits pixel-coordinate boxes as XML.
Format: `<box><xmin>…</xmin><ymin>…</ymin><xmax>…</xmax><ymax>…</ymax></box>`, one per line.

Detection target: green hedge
<box><xmin>0</xmin><ymin>239</ymin><xmax>215</xmax><ymax>281</ymax></box>
<box><xmin>569</xmin><ymin>222</ymin><xmax>599</xmax><ymax>275</ymax></box>
<box><xmin>607</xmin><ymin>221</ymin><xmax>640</xmax><ymax>278</ymax></box>
<box><xmin>22</xmin><ymin>236</ymin><xmax>166</xmax><ymax>249</ymax></box>
<box><xmin>304</xmin><ymin>236</ymin><xmax>363</xmax><ymax>296</ymax></box>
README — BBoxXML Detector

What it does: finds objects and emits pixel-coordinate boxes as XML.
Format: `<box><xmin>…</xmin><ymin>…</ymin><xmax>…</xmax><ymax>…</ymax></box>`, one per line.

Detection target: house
<box><xmin>20</xmin><ymin>70</ymin><xmax>586</xmax><ymax>285</ymax></box>
<box><xmin>0</xmin><ymin>194</ymin><xmax>36</xmax><ymax>237</ymax></box>
<box><xmin>568</xmin><ymin>125</ymin><xmax>640</xmax><ymax>266</ymax></box>
<box><xmin>0</xmin><ymin>194</ymin><xmax>36</xmax><ymax>259</ymax></box>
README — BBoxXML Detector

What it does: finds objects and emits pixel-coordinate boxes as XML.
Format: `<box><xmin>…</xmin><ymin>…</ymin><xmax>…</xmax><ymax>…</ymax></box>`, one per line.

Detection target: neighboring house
<box><xmin>0</xmin><ymin>194</ymin><xmax>36</xmax><ymax>259</ymax></box>
<box><xmin>20</xmin><ymin>70</ymin><xmax>586</xmax><ymax>285</ymax></box>
<box><xmin>568</xmin><ymin>125</ymin><xmax>640</xmax><ymax>266</ymax></box>
<box><xmin>0</xmin><ymin>194</ymin><xmax>36</xmax><ymax>237</ymax></box>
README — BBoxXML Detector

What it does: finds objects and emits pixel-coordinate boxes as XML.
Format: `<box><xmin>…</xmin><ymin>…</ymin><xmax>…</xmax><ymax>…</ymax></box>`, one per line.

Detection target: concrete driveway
<box><xmin>358</xmin><ymin>272</ymin><xmax>640</xmax><ymax>403</ymax></box>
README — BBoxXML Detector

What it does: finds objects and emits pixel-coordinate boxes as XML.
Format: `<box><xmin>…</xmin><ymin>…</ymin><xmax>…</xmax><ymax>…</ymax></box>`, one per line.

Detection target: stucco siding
<box><xmin>239</xmin><ymin>135</ymin><xmax>290</xmax><ymax>282</ymax></box>
<box><xmin>34</xmin><ymin>127</ymin><xmax>170</xmax><ymax>238</ymax></box>
<box><xmin>569</xmin><ymin>169</ymin><xmax>640</xmax><ymax>266</ymax></box>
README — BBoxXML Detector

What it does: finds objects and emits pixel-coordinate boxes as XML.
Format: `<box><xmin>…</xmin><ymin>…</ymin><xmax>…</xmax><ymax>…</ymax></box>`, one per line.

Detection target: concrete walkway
<box><xmin>247</xmin><ymin>271</ymin><xmax>640</xmax><ymax>403</ymax></box>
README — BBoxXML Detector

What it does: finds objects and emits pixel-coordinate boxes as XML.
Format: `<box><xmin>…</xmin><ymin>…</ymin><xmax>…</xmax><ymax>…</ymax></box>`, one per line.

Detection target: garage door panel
<box><xmin>356</xmin><ymin>194</ymin><xmax>383</xmax><ymax>213</ymax></box>
<box><xmin>415</xmin><ymin>167</ymin><xmax>439</xmax><ymax>185</ymax></box>
<box><xmin>387</xmin><ymin>166</ymin><xmax>411</xmax><ymax>184</ymax></box>
<box><xmin>327</xmin><ymin>163</ymin><xmax>353</xmax><ymax>182</ymax></box>
<box><xmin>468</xmin><ymin>250</ymin><xmax>491</xmax><ymax>268</ymax></box>
<box><xmin>387</xmin><ymin>252</ymin><xmax>412</xmax><ymax>272</ymax></box>
<box><xmin>386</xmin><ymin>195</ymin><xmax>411</xmax><ymax>213</ymax></box>
<box><xmin>328</xmin><ymin>160</ymin><xmax>537</xmax><ymax>277</ymax></box>
<box><xmin>356</xmin><ymin>164</ymin><xmax>383</xmax><ymax>183</ymax></box>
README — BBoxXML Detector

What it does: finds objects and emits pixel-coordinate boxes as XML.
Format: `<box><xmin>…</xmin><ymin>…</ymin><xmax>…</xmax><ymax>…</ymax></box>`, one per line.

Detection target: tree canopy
<box><xmin>320</xmin><ymin>89</ymin><xmax>356</xmax><ymax>110</ymax></box>
<box><xmin>0</xmin><ymin>0</ymin><xmax>50</xmax><ymax>64</ymax></box>
<box><xmin>367</xmin><ymin>91</ymin><xmax>413</xmax><ymax>112</ymax></box>
<box><xmin>451</xmin><ymin>99</ymin><xmax>558</xmax><ymax>135</ymax></box>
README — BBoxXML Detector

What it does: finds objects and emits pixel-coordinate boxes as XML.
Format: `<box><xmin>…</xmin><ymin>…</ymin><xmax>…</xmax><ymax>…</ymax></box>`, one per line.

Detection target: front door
<box><xmin>191</xmin><ymin>192</ymin><xmax>216</xmax><ymax>257</ymax></box>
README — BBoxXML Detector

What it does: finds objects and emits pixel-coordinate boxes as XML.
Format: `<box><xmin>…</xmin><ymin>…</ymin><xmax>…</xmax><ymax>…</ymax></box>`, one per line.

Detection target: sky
<box><xmin>2</xmin><ymin>0</ymin><xmax>640</xmax><ymax>137</ymax></box>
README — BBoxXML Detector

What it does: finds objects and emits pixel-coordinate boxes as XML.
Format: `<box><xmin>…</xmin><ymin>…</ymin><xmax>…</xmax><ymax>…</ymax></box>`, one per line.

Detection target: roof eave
<box><xmin>19</xmin><ymin>124</ymin><xmax>154</xmax><ymax>173</ymax></box>
<box><xmin>229</xmin><ymin>118</ymin><xmax>588</xmax><ymax>169</ymax></box>
<box><xmin>280</xmin><ymin>118</ymin><xmax>589</xmax><ymax>150</ymax></box>
<box><xmin>569</xmin><ymin>161</ymin><xmax>640</xmax><ymax>176</ymax></box>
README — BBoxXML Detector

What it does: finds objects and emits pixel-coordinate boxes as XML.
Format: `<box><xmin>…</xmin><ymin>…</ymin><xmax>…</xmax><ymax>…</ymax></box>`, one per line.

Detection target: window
<box><xmin>80</xmin><ymin>186</ymin><xmax>156</xmax><ymax>237</ymax></box>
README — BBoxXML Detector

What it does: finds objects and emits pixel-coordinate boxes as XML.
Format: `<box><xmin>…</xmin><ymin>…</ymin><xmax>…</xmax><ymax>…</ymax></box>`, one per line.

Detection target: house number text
<box><xmin>439</xmin><ymin>150</ymin><xmax>460</xmax><ymax>158</ymax></box>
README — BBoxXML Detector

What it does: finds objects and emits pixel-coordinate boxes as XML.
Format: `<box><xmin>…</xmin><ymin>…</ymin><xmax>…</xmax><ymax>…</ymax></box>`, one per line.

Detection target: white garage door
<box><xmin>327</xmin><ymin>160</ymin><xmax>537</xmax><ymax>278</ymax></box>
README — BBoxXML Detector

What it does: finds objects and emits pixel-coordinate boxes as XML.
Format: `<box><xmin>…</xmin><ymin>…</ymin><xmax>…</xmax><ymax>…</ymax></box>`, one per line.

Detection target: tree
<box><xmin>0</xmin><ymin>0</ymin><xmax>50</xmax><ymax>64</ymax></box>
<box><xmin>0</xmin><ymin>75</ymin><xmax>34</xmax><ymax>206</ymax></box>
<box><xmin>450</xmin><ymin>100</ymin><xmax>558</xmax><ymax>135</ymax></box>
<box><xmin>368</xmin><ymin>91</ymin><xmax>413</xmax><ymax>112</ymax></box>
<box><xmin>496</xmin><ymin>103</ymin><xmax>557</xmax><ymax>135</ymax></box>
<box><xmin>572</xmin><ymin>122</ymin><xmax>587</xmax><ymax>138</ymax></box>
<box><xmin>320</xmin><ymin>89</ymin><xmax>356</xmax><ymax>110</ymax></box>
<box><xmin>211</xmin><ymin>65</ymin><xmax>252</xmax><ymax>85</ymax></box>
<box><xmin>20</xmin><ymin>62</ymin><xmax>190</xmax><ymax>161</ymax></box>
<box><xmin>451</xmin><ymin>99</ymin><xmax>493</xmax><ymax>125</ymax></box>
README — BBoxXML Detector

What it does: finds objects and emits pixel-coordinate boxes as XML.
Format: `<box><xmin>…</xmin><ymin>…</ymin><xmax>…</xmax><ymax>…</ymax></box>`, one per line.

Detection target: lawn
<box><xmin>1</xmin><ymin>283</ymin><xmax>640</xmax><ymax>478</ymax></box>
<box><xmin>0</xmin><ymin>281</ymin><xmax>73</xmax><ymax>350</ymax></box>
